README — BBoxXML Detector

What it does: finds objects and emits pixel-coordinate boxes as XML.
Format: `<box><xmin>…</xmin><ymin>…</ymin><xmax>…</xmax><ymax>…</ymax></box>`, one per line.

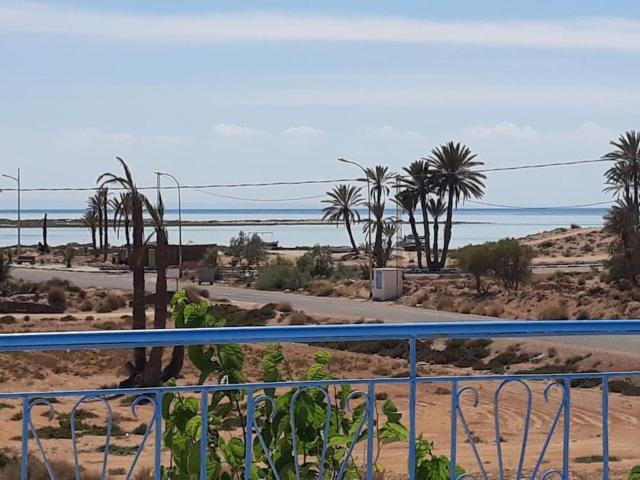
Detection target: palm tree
<box><xmin>604</xmin><ymin>131</ymin><xmax>640</xmax><ymax>222</ymax></box>
<box><xmin>110</xmin><ymin>192</ymin><xmax>133</xmax><ymax>252</ymax></box>
<box><xmin>429</xmin><ymin>142</ymin><xmax>485</xmax><ymax>269</ymax></box>
<box><xmin>365</xmin><ymin>166</ymin><xmax>395</xmax><ymax>267</ymax></box>
<box><xmin>98</xmin><ymin>158</ymin><xmax>148</xmax><ymax>382</ymax></box>
<box><xmin>322</xmin><ymin>184</ymin><xmax>363</xmax><ymax>253</ymax></box>
<box><xmin>394</xmin><ymin>189</ymin><xmax>423</xmax><ymax>268</ymax></box>
<box><xmin>99</xmin><ymin>187</ymin><xmax>110</xmax><ymax>261</ymax></box>
<box><xmin>604</xmin><ymin>161</ymin><xmax>633</xmax><ymax>205</ymax></box>
<box><xmin>88</xmin><ymin>193</ymin><xmax>103</xmax><ymax>254</ymax></box>
<box><xmin>82</xmin><ymin>208</ymin><xmax>98</xmax><ymax>251</ymax></box>
<box><xmin>427</xmin><ymin>197</ymin><xmax>447</xmax><ymax>265</ymax></box>
<box><xmin>143</xmin><ymin>195</ymin><xmax>184</xmax><ymax>384</ymax></box>
<box><xmin>382</xmin><ymin>219</ymin><xmax>398</xmax><ymax>265</ymax></box>
<box><xmin>402</xmin><ymin>160</ymin><xmax>434</xmax><ymax>270</ymax></box>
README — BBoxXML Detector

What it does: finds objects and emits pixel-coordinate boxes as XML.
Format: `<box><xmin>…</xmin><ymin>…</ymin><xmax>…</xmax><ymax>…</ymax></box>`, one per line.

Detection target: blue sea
<box><xmin>0</xmin><ymin>208</ymin><xmax>607</xmax><ymax>249</ymax></box>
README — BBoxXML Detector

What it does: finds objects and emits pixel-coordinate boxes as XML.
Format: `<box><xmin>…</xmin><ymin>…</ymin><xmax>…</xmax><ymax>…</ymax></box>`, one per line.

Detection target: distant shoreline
<box><xmin>0</xmin><ymin>218</ymin><xmax>493</xmax><ymax>228</ymax></box>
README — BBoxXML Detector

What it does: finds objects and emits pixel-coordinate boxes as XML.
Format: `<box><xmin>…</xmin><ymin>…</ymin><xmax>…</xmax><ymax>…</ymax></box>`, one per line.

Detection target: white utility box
<box><xmin>372</xmin><ymin>268</ymin><xmax>403</xmax><ymax>301</ymax></box>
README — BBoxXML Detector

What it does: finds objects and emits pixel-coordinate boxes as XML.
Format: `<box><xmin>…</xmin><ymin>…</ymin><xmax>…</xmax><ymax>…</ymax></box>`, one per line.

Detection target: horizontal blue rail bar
<box><xmin>0</xmin><ymin>320</ymin><xmax>638</xmax><ymax>351</ymax></box>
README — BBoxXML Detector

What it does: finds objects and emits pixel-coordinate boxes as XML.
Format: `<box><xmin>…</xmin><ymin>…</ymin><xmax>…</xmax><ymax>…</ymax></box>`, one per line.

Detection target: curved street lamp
<box><xmin>338</xmin><ymin>157</ymin><xmax>372</xmax><ymax>299</ymax></box>
<box><xmin>1</xmin><ymin>169</ymin><xmax>20</xmax><ymax>257</ymax></box>
<box><xmin>154</xmin><ymin>171</ymin><xmax>183</xmax><ymax>278</ymax></box>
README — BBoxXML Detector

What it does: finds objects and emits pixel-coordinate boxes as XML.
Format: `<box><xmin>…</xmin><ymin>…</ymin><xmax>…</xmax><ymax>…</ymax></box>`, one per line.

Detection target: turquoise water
<box><xmin>0</xmin><ymin>208</ymin><xmax>606</xmax><ymax>248</ymax></box>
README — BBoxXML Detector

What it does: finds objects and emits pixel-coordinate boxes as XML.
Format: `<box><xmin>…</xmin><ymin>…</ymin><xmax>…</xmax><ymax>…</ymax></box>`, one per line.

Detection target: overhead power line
<box><xmin>0</xmin><ymin>157</ymin><xmax>615</xmax><ymax>193</ymax></box>
<box><xmin>191</xmin><ymin>188</ymin><xmax>326</xmax><ymax>202</ymax></box>
<box><xmin>466</xmin><ymin>199</ymin><xmax>613</xmax><ymax>209</ymax></box>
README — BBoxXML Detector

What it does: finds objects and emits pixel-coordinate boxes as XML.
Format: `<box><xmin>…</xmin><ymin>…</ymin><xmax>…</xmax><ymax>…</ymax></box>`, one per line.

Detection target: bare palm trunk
<box><xmin>103</xmin><ymin>194</ymin><xmax>109</xmax><ymax>261</ymax></box>
<box><xmin>432</xmin><ymin>217</ymin><xmax>440</xmax><ymax>266</ymax></box>
<box><xmin>439</xmin><ymin>188</ymin><xmax>455</xmax><ymax>269</ymax></box>
<box><xmin>90</xmin><ymin>227</ymin><xmax>97</xmax><ymax>251</ymax></box>
<box><xmin>130</xmin><ymin>196</ymin><xmax>146</xmax><ymax>373</ymax></box>
<box><xmin>419</xmin><ymin>195</ymin><xmax>433</xmax><ymax>270</ymax></box>
<box><xmin>407</xmin><ymin>211</ymin><xmax>422</xmax><ymax>269</ymax></box>
<box><xmin>345</xmin><ymin>218</ymin><xmax>358</xmax><ymax>253</ymax></box>
<box><xmin>124</xmin><ymin>217</ymin><xmax>131</xmax><ymax>252</ymax></box>
<box><xmin>634</xmin><ymin>158</ymin><xmax>639</xmax><ymax>224</ymax></box>
<box><xmin>97</xmin><ymin>208</ymin><xmax>103</xmax><ymax>254</ymax></box>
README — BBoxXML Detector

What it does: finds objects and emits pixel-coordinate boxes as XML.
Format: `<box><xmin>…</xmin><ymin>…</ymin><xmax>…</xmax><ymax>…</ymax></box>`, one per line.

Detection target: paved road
<box><xmin>11</xmin><ymin>267</ymin><xmax>640</xmax><ymax>356</ymax></box>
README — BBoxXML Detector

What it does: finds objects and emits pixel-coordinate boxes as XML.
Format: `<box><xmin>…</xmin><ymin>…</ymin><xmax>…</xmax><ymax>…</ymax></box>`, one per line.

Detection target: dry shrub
<box><xmin>538</xmin><ymin>303</ymin><xmax>569</xmax><ymax>320</ymax></box>
<box><xmin>288</xmin><ymin>311</ymin><xmax>308</xmax><ymax>325</ymax></box>
<box><xmin>96</xmin><ymin>293</ymin><xmax>126</xmax><ymax>313</ymax></box>
<box><xmin>276</xmin><ymin>302</ymin><xmax>293</xmax><ymax>312</ymax></box>
<box><xmin>79</xmin><ymin>299</ymin><xmax>93</xmax><ymax>312</ymax></box>
<box><xmin>412</xmin><ymin>289</ymin><xmax>429</xmax><ymax>306</ymax></box>
<box><xmin>574</xmin><ymin>309</ymin><xmax>591</xmax><ymax>320</ymax></box>
<box><xmin>434</xmin><ymin>294</ymin><xmax>454</xmax><ymax>311</ymax></box>
<box><xmin>471</xmin><ymin>300</ymin><xmax>489</xmax><ymax>315</ymax></box>
<box><xmin>309</xmin><ymin>280</ymin><xmax>334</xmax><ymax>297</ymax></box>
<box><xmin>0</xmin><ymin>454</ymin><xmax>100</xmax><ymax>480</ymax></box>
<box><xmin>456</xmin><ymin>300</ymin><xmax>474</xmax><ymax>314</ymax></box>
<box><xmin>484</xmin><ymin>302</ymin><xmax>505</xmax><ymax>317</ymax></box>
<box><xmin>46</xmin><ymin>286</ymin><xmax>66</xmax><ymax>307</ymax></box>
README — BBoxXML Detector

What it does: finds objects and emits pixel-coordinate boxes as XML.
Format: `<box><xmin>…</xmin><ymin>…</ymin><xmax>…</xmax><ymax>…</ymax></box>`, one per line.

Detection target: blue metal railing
<box><xmin>0</xmin><ymin>320</ymin><xmax>637</xmax><ymax>479</ymax></box>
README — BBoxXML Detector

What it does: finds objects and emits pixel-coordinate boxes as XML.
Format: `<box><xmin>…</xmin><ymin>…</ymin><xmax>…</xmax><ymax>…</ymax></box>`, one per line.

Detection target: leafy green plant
<box><xmin>162</xmin><ymin>289</ymin><xmax>463</xmax><ymax>479</ymax></box>
<box><xmin>296</xmin><ymin>245</ymin><xmax>334</xmax><ymax>278</ymax></box>
<box><xmin>630</xmin><ymin>465</ymin><xmax>640</xmax><ymax>480</ymax></box>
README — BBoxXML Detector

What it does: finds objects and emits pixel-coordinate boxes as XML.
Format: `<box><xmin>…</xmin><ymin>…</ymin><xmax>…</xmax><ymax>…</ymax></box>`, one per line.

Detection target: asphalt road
<box><xmin>11</xmin><ymin>267</ymin><xmax>640</xmax><ymax>356</ymax></box>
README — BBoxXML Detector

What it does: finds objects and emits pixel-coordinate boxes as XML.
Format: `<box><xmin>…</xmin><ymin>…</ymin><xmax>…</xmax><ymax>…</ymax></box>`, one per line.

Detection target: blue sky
<box><xmin>1</xmin><ymin>1</ymin><xmax>639</xmax><ymax>209</ymax></box>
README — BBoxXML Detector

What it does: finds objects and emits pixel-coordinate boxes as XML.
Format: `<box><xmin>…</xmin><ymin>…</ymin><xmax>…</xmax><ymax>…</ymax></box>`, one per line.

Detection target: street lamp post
<box><xmin>338</xmin><ymin>157</ymin><xmax>373</xmax><ymax>299</ymax></box>
<box><xmin>2</xmin><ymin>168</ymin><xmax>20</xmax><ymax>257</ymax></box>
<box><xmin>154</xmin><ymin>171</ymin><xmax>183</xmax><ymax>278</ymax></box>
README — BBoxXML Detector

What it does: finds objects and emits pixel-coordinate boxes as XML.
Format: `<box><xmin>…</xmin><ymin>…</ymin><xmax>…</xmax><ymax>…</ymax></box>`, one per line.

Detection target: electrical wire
<box><xmin>191</xmin><ymin>187</ymin><xmax>326</xmax><ymax>202</ymax></box>
<box><xmin>466</xmin><ymin>199</ymin><xmax>613</xmax><ymax>209</ymax></box>
<box><xmin>0</xmin><ymin>157</ymin><xmax>615</xmax><ymax>193</ymax></box>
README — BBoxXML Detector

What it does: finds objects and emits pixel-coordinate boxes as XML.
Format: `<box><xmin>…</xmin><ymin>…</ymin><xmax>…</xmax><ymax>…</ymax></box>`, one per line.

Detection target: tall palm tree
<box><xmin>394</xmin><ymin>189</ymin><xmax>423</xmax><ymax>268</ymax></box>
<box><xmin>429</xmin><ymin>142</ymin><xmax>485</xmax><ymax>269</ymax></box>
<box><xmin>88</xmin><ymin>193</ymin><xmax>103</xmax><ymax>254</ymax></box>
<box><xmin>604</xmin><ymin>160</ymin><xmax>633</xmax><ymax>205</ymax></box>
<box><xmin>322</xmin><ymin>184</ymin><xmax>363</xmax><ymax>253</ymax></box>
<box><xmin>604</xmin><ymin>131</ymin><xmax>640</xmax><ymax>223</ymax></box>
<box><xmin>426</xmin><ymin>197</ymin><xmax>447</xmax><ymax>266</ymax></box>
<box><xmin>110</xmin><ymin>192</ymin><xmax>133</xmax><ymax>252</ymax></box>
<box><xmin>82</xmin><ymin>208</ymin><xmax>98</xmax><ymax>251</ymax></box>
<box><xmin>143</xmin><ymin>195</ymin><xmax>184</xmax><ymax>384</ymax></box>
<box><xmin>365</xmin><ymin>166</ymin><xmax>395</xmax><ymax>267</ymax></box>
<box><xmin>98</xmin><ymin>158</ymin><xmax>148</xmax><ymax>381</ymax></box>
<box><xmin>402</xmin><ymin>160</ymin><xmax>434</xmax><ymax>270</ymax></box>
<box><xmin>99</xmin><ymin>187</ymin><xmax>110</xmax><ymax>261</ymax></box>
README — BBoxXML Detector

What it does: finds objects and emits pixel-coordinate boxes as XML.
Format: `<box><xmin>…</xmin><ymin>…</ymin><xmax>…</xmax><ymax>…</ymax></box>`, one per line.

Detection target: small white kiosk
<box><xmin>372</xmin><ymin>268</ymin><xmax>403</xmax><ymax>301</ymax></box>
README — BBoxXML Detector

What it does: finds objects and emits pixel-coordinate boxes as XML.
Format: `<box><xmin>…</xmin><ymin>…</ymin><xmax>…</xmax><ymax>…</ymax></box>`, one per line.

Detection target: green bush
<box><xmin>296</xmin><ymin>244</ymin><xmax>334</xmax><ymax>278</ymax></box>
<box><xmin>453</xmin><ymin>244</ymin><xmax>492</xmax><ymax>293</ymax></box>
<box><xmin>228</xmin><ymin>231</ymin><xmax>266</xmax><ymax>268</ymax></box>
<box><xmin>255</xmin><ymin>263</ymin><xmax>309</xmax><ymax>291</ymax></box>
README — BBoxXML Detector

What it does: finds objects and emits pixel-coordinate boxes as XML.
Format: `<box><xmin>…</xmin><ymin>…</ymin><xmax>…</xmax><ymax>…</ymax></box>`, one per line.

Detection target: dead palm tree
<box><xmin>98</xmin><ymin>158</ymin><xmax>148</xmax><ymax>383</ymax></box>
<box><xmin>322</xmin><ymin>184</ymin><xmax>363</xmax><ymax>253</ymax></box>
<box><xmin>142</xmin><ymin>195</ymin><xmax>184</xmax><ymax>384</ymax></box>
<box><xmin>394</xmin><ymin>189</ymin><xmax>423</xmax><ymax>268</ymax></box>
<box><xmin>427</xmin><ymin>197</ymin><xmax>447</xmax><ymax>265</ymax></box>
<box><xmin>82</xmin><ymin>208</ymin><xmax>98</xmax><ymax>252</ymax></box>
<box><xmin>402</xmin><ymin>160</ymin><xmax>434</xmax><ymax>270</ymax></box>
<box><xmin>604</xmin><ymin>131</ymin><xmax>640</xmax><ymax>222</ymax></box>
<box><xmin>429</xmin><ymin>142</ymin><xmax>485</xmax><ymax>269</ymax></box>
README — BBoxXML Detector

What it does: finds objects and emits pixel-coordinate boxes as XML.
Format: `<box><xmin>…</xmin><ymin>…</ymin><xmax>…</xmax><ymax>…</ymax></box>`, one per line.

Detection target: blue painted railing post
<box><xmin>21</xmin><ymin>398</ymin><xmax>28</xmax><ymax>480</ymax></box>
<box><xmin>366</xmin><ymin>383</ymin><xmax>375</xmax><ymax>480</ymax></box>
<box><xmin>408</xmin><ymin>337</ymin><xmax>417</xmax><ymax>480</ymax></box>
<box><xmin>245</xmin><ymin>388</ymin><xmax>255</xmax><ymax>480</ymax></box>
<box><xmin>601</xmin><ymin>377</ymin><xmax>609</xmax><ymax>480</ymax></box>
<box><xmin>450</xmin><ymin>380</ymin><xmax>459</xmax><ymax>480</ymax></box>
<box><xmin>200</xmin><ymin>390</ymin><xmax>209</xmax><ymax>480</ymax></box>
<box><xmin>154</xmin><ymin>391</ymin><xmax>163</xmax><ymax>480</ymax></box>
<box><xmin>562</xmin><ymin>378</ymin><xmax>571</xmax><ymax>480</ymax></box>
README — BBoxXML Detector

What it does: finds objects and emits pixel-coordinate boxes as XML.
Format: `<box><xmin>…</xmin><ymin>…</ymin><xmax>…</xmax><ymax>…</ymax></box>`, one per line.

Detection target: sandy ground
<box><xmin>0</xmin><ymin>307</ymin><xmax>639</xmax><ymax>479</ymax></box>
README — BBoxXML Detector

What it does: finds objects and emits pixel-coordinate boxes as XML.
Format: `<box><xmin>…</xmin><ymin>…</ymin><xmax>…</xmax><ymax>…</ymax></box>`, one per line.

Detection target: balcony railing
<box><xmin>1</xmin><ymin>320</ymin><xmax>640</xmax><ymax>480</ymax></box>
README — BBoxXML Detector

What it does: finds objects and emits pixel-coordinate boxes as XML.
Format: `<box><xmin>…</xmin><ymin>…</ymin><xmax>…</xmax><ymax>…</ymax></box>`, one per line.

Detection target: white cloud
<box><xmin>366</xmin><ymin>126</ymin><xmax>419</xmax><ymax>139</ymax></box>
<box><xmin>281</xmin><ymin>126</ymin><xmax>325</xmax><ymax>138</ymax></box>
<box><xmin>54</xmin><ymin>128</ymin><xmax>134</xmax><ymax>147</ymax></box>
<box><xmin>3</xmin><ymin>3</ymin><xmax>640</xmax><ymax>52</ymax></box>
<box><xmin>212</xmin><ymin>123</ymin><xmax>265</xmax><ymax>139</ymax></box>
<box><xmin>574</xmin><ymin>121</ymin><xmax>615</xmax><ymax>142</ymax></box>
<box><xmin>465</xmin><ymin>122</ymin><xmax>539</xmax><ymax>140</ymax></box>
